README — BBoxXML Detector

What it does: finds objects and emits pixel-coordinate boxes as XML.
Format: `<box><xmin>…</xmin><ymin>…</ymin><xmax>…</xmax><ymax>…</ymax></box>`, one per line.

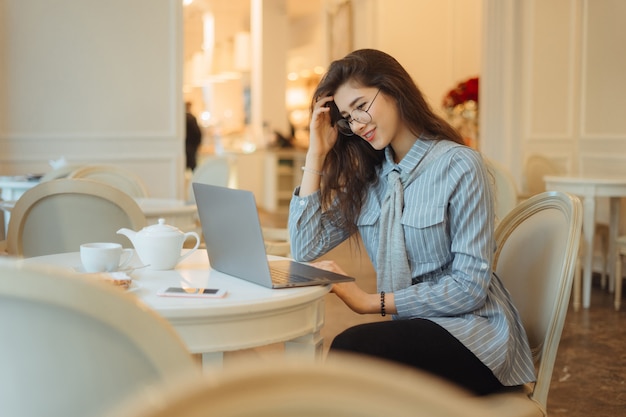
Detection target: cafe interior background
<box><xmin>0</xmin><ymin>0</ymin><xmax>625</xmax><ymax>223</ymax></box>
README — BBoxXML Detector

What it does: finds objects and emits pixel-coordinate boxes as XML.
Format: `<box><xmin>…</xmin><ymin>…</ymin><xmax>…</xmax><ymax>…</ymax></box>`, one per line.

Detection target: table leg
<box><xmin>573</xmin><ymin>258</ymin><xmax>582</xmax><ymax>311</ymax></box>
<box><xmin>616</xmin><ymin>259</ymin><xmax>623</xmax><ymax>311</ymax></box>
<box><xmin>581</xmin><ymin>196</ymin><xmax>596</xmax><ymax>309</ymax></box>
<box><xmin>613</xmin><ymin>249</ymin><xmax>623</xmax><ymax>311</ymax></box>
<box><xmin>200</xmin><ymin>351</ymin><xmax>224</xmax><ymax>372</ymax></box>
<box><xmin>608</xmin><ymin>197</ymin><xmax>621</xmax><ymax>294</ymax></box>
<box><xmin>284</xmin><ymin>331</ymin><xmax>324</xmax><ymax>362</ymax></box>
<box><xmin>0</xmin><ymin>209</ymin><xmax>5</xmax><ymax>241</ymax></box>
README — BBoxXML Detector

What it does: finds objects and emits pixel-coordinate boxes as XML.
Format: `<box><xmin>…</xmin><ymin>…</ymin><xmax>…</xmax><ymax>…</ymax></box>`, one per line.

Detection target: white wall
<box><xmin>259</xmin><ymin>0</ymin><xmax>289</xmax><ymax>137</ymax></box>
<box><xmin>4</xmin><ymin>0</ymin><xmax>624</xmax><ymax>202</ymax></box>
<box><xmin>0</xmin><ymin>0</ymin><xmax>481</xmax><ymax>199</ymax></box>
<box><xmin>353</xmin><ymin>0</ymin><xmax>482</xmax><ymax>116</ymax></box>
<box><xmin>0</xmin><ymin>0</ymin><xmax>184</xmax><ymax>198</ymax></box>
<box><xmin>482</xmin><ymin>0</ymin><xmax>626</xmax><ymax>195</ymax></box>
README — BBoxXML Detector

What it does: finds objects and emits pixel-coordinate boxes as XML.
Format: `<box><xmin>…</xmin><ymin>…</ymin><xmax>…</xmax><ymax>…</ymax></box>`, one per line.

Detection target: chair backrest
<box><xmin>485</xmin><ymin>158</ymin><xmax>520</xmax><ymax>223</ymax></box>
<box><xmin>262</xmin><ymin>226</ymin><xmax>291</xmax><ymax>257</ymax></box>
<box><xmin>68</xmin><ymin>164</ymin><xmax>149</xmax><ymax>198</ymax></box>
<box><xmin>39</xmin><ymin>164</ymin><xmax>84</xmax><ymax>182</ymax></box>
<box><xmin>187</xmin><ymin>156</ymin><xmax>231</xmax><ymax>203</ymax></box>
<box><xmin>522</xmin><ymin>154</ymin><xmax>563</xmax><ymax>196</ymax></box>
<box><xmin>104</xmin><ymin>353</ymin><xmax>498</xmax><ymax>417</ymax></box>
<box><xmin>493</xmin><ymin>191</ymin><xmax>582</xmax><ymax>408</ymax></box>
<box><xmin>7</xmin><ymin>179</ymin><xmax>147</xmax><ymax>257</ymax></box>
<box><xmin>0</xmin><ymin>258</ymin><xmax>200</xmax><ymax>417</ymax></box>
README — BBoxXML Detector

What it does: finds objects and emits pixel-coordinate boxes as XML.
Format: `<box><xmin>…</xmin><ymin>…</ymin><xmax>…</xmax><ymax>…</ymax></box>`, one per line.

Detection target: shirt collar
<box><xmin>381</xmin><ymin>136</ymin><xmax>435</xmax><ymax>177</ymax></box>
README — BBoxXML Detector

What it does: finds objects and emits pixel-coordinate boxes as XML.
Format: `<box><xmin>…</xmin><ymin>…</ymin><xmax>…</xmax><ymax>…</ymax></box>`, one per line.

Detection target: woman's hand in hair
<box><xmin>308</xmin><ymin>96</ymin><xmax>338</xmax><ymax>159</ymax></box>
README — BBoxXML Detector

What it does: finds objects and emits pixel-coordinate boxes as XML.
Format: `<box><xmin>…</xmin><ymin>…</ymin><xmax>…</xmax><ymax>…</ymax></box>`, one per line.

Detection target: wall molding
<box><xmin>0</xmin><ymin>0</ymin><xmax>184</xmax><ymax>198</ymax></box>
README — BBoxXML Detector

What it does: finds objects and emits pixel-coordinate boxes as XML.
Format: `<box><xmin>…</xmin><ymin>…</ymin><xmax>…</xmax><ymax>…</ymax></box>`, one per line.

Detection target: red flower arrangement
<box><xmin>443</xmin><ymin>77</ymin><xmax>479</xmax><ymax>109</ymax></box>
<box><xmin>442</xmin><ymin>76</ymin><xmax>479</xmax><ymax>148</ymax></box>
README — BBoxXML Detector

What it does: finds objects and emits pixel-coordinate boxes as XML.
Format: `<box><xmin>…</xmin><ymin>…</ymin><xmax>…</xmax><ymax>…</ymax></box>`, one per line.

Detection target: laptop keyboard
<box><xmin>270</xmin><ymin>267</ymin><xmax>311</xmax><ymax>284</ymax></box>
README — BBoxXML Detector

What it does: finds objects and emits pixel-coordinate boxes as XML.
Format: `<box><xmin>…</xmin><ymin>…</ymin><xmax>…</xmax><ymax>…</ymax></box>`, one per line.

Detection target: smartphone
<box><xmin>157</xmin><ymin>287</ymin><xmax>227</xmax><ymax>298</ymax></box>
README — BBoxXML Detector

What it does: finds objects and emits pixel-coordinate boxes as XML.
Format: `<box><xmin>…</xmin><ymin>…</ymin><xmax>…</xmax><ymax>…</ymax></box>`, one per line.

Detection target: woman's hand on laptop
<box><xmin>311</xmin><ymin>260</ymin><xmax>395</xmax><ymax>316</ymax></box>
<box><xmin>311</xmin><ymin>260</ymin><xmax>346</xmax><ymax>275</ymax></box>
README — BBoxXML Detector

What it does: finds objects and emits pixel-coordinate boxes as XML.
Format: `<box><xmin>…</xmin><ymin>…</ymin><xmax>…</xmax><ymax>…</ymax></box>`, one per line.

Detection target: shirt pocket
<box><xmin>356</xmin><ymin>197</ymin><xmax>380</xmax><ymax>257</ymax></box>
<box><xmin>401</xmin><ymin>204</ymin><xmax>449</xmax><ymax>265</ymax></box>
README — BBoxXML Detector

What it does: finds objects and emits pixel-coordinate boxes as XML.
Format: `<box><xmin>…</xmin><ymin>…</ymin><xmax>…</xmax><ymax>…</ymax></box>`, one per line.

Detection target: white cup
<box><xmin>80</xmin><ymin>242</ymin><xmax>134</xmax><ymax>273</ymax></box>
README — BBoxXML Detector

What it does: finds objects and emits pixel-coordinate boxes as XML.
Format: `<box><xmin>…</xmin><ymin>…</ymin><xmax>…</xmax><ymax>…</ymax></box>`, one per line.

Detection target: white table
<box><xmin>134</xmin><ymin>198</ymin><xmax>198</xmax><ymax>231</ymax></box>
<box><xmin>0</xmin><ymin>176</ymin><xmax>39</xmax><ymax>201</ymax></box>
<box><xmin>0</xmin><ymin>177</ymin><xmax>39</xmax><ymax>240</ymax></box>
<box><xmin>544</xmin><ymin>176</ymin><xmax>626</xmax><ymax>309</ymax></box>
<box><xmin>1</xmin><ymin>196</ymin><xmax>199</xmax><ymax>239</ymax></box>
<box><xmin>23</xmin><ymin>249</ymin><xmax>329</xmax><ymax>371</ymax></box>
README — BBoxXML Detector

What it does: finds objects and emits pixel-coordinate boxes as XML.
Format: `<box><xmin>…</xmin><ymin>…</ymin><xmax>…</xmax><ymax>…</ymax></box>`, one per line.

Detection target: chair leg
<box><xmin>600</xmin><ymin>270</ymin><xmax>607</xmax><ymax>289</ymax></box>
<box><xmin>573</xmin><ymin>257</ymin><xmax>582</xmax><ymax>312</ymax></box>
<box><xmin>602</xmin><ymin>251</ymin><xmax>609</xmax><ymax>291</ymax></box>
<box><xmin>598</xmin><ymin>225</ymin><xmax>608</xmax><ymax>289</ymax></box>
<box><xmin>616</xmin><ymin>254</ymin><xmax>623</xmax><ymax>311</ymax></box>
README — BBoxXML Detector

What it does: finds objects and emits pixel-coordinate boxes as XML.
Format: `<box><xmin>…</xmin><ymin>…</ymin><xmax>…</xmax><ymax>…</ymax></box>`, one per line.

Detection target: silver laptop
<box><xmin>192</xmin><ymin>182</ymin><xmax>355</xmax><ymax>288</ymax></box>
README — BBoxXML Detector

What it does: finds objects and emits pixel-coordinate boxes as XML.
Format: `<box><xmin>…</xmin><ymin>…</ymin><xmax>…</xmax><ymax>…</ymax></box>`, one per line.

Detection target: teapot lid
<box><xmin>141</xmin><ymin>218</ymin><xmax>183</xmax><ymax>237</ymax></box>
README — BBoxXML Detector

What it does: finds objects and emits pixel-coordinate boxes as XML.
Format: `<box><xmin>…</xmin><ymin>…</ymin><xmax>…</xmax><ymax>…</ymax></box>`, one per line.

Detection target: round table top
<box><xmin>21</xmin><ymin>249</ymin><xmax>330</xmax><ymax>320</ymax></box>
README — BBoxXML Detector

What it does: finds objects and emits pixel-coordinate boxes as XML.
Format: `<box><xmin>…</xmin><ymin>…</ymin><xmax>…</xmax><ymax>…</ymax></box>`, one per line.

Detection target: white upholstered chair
<box><xmin>0</xmin><ymin>258</ymin><xmax>200</xmax><ymax>417</ymax></box>
<box><xmin>522</xmin><ymin>155</ymin><xmax>608</xmax><ymax>308</ymax></box>
<box><xmin>6</xmin><ymin>179</ymin><xmax>146</xmax><ymax>257</ymax></box>
<box><xmin>186</xmin><ymin>155</ymin><xmax>231</xmax><ymax>203</ymax></box>
<box><xmin>104</xmin><ymin>353</ymin><xmax>499</xmax><ymax>417</ymax></box>
<box><xmin>521</xmin><ymin>154</ymin><xmax>563</xmax><ymax>198</ymax></box>
<box><xmin>261</xmin><ymin>226</ymin><xmax>291</xmax><ymax>257</ymax></box>
<box><xmin>68</xmin><ymin>164</ymin><xmax>149</xmax><ymax>198</ymax></box>
<box><xmin>484</xmin><ymin>158</ymin><xmax>520</xmax><ymax>224</ymax></box>
<box><xmin>482</xmin><ymin>190</ymin><xmax>582</xmax><ymax>416</ymax></box>
<box><xmin>39</xmin><ymin>164</ymin><xmax>84</xmax><ymax>182</ymax></box>
<box><xmin>185</xmin><ymin>156</ymin><xmax>232</xmax><ymax>241</ymax></box>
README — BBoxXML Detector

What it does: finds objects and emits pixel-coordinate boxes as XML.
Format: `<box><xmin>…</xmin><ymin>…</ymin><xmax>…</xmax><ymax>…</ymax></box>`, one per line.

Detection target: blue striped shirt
<box><xmin>288</xmin><ymin>139</ymin><xmax>536</xmax><ymax>386</ymax></box>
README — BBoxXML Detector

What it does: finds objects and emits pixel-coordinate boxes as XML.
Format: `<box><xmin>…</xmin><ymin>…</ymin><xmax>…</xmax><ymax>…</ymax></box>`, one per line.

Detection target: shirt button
<box><xmin>299</xmin><ymin>200</ymin><xmax>306</xmax><ymax>206</ymax></box>
<box><xmin>480</xmin><ymin>262</ymin><xmax>488</xmax><ymax>270</ymax></box>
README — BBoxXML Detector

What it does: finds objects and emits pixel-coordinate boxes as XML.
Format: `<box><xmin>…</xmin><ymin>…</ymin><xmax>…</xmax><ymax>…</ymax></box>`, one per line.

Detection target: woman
<box><xmin>288</xmin><ymin>49</ymin><xmax>535</xmax><ymax>395</ymax></box>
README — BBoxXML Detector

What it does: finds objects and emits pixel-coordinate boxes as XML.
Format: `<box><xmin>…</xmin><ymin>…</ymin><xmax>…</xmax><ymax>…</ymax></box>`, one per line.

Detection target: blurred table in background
<box><xmin>0</xmin><ymin>176</ymin><xmax>40</xmax><ymax>240</ymax></box>
<box><xmin>1</xmin><ymin>194</ymin><xmax>198</xmax><ymax>242</ymax></box>
<box><xmin>544</xmin><ymin>176</ymin><xmax>626</xmax><ymax>309</ymax></box>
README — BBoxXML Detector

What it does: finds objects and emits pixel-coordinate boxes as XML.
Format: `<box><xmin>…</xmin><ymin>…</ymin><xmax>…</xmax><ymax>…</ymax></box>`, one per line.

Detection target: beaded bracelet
<box><xmin>380</xmin><ymin>291</ymin><xmax>386</xmax><ymax>316</ymax></box>
<box><xmin>301</xmin><ymin>166</ymin><xmax>324</xmax><ymax>176</ymax></box>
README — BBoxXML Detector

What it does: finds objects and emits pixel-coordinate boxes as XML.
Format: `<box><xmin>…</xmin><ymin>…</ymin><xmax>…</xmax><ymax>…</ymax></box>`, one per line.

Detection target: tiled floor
<box><xmin>257</xmin><ymin>210</ymin><xmax>626</xmax><ymax>416</ymax></box>
<box><xmin>547</xmin><ymin>277</ymin><xmax>626</xmax><ymax>416</ymax></box>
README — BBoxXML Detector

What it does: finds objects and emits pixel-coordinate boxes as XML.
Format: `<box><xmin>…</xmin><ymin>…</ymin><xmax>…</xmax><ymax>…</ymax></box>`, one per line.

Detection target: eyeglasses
<box><xmin>336</xmin><ymin>89</ymin><xmax>381</xmax><ymax>136</ymax></box>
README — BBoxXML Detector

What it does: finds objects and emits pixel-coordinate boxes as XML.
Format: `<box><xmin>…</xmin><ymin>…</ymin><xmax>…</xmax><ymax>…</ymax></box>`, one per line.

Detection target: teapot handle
<box><xmin>177</xmin><ymin>231</ymin><xmax>201</xmax><ymax>264</ymax></box>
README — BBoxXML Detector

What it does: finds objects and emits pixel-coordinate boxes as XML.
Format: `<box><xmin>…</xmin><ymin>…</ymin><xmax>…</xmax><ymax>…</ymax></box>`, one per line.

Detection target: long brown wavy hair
<box><xmin>312</xmin><ymin>49</ymin><xmax>464</xmax><ymax>235</ymax></box>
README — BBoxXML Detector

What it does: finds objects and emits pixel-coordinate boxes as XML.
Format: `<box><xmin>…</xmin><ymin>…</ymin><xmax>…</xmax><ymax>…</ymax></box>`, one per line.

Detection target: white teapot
<box><xmin>117</xmin><ymin>218</ymin><xmax>200</xmax><ymax>270</ymax></box>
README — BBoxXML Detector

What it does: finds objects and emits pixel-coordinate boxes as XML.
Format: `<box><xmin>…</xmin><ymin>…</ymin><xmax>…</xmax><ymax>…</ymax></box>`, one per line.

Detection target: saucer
<box><xmin>79</xmin><ymin>270</ymin><xmax>137</xmax><ymax>291</ymax></box>
<box><xmin>73</xmin><ymin>265</ymin><xmax>142</xmax><ymax>274</ymax></box>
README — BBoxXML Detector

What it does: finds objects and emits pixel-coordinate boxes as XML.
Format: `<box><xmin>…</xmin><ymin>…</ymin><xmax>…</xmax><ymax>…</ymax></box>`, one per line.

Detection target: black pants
<box><xmin>330</xmin><ymin>318</ymin><xmax>506</xmax><ymax>395</ymax></box>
